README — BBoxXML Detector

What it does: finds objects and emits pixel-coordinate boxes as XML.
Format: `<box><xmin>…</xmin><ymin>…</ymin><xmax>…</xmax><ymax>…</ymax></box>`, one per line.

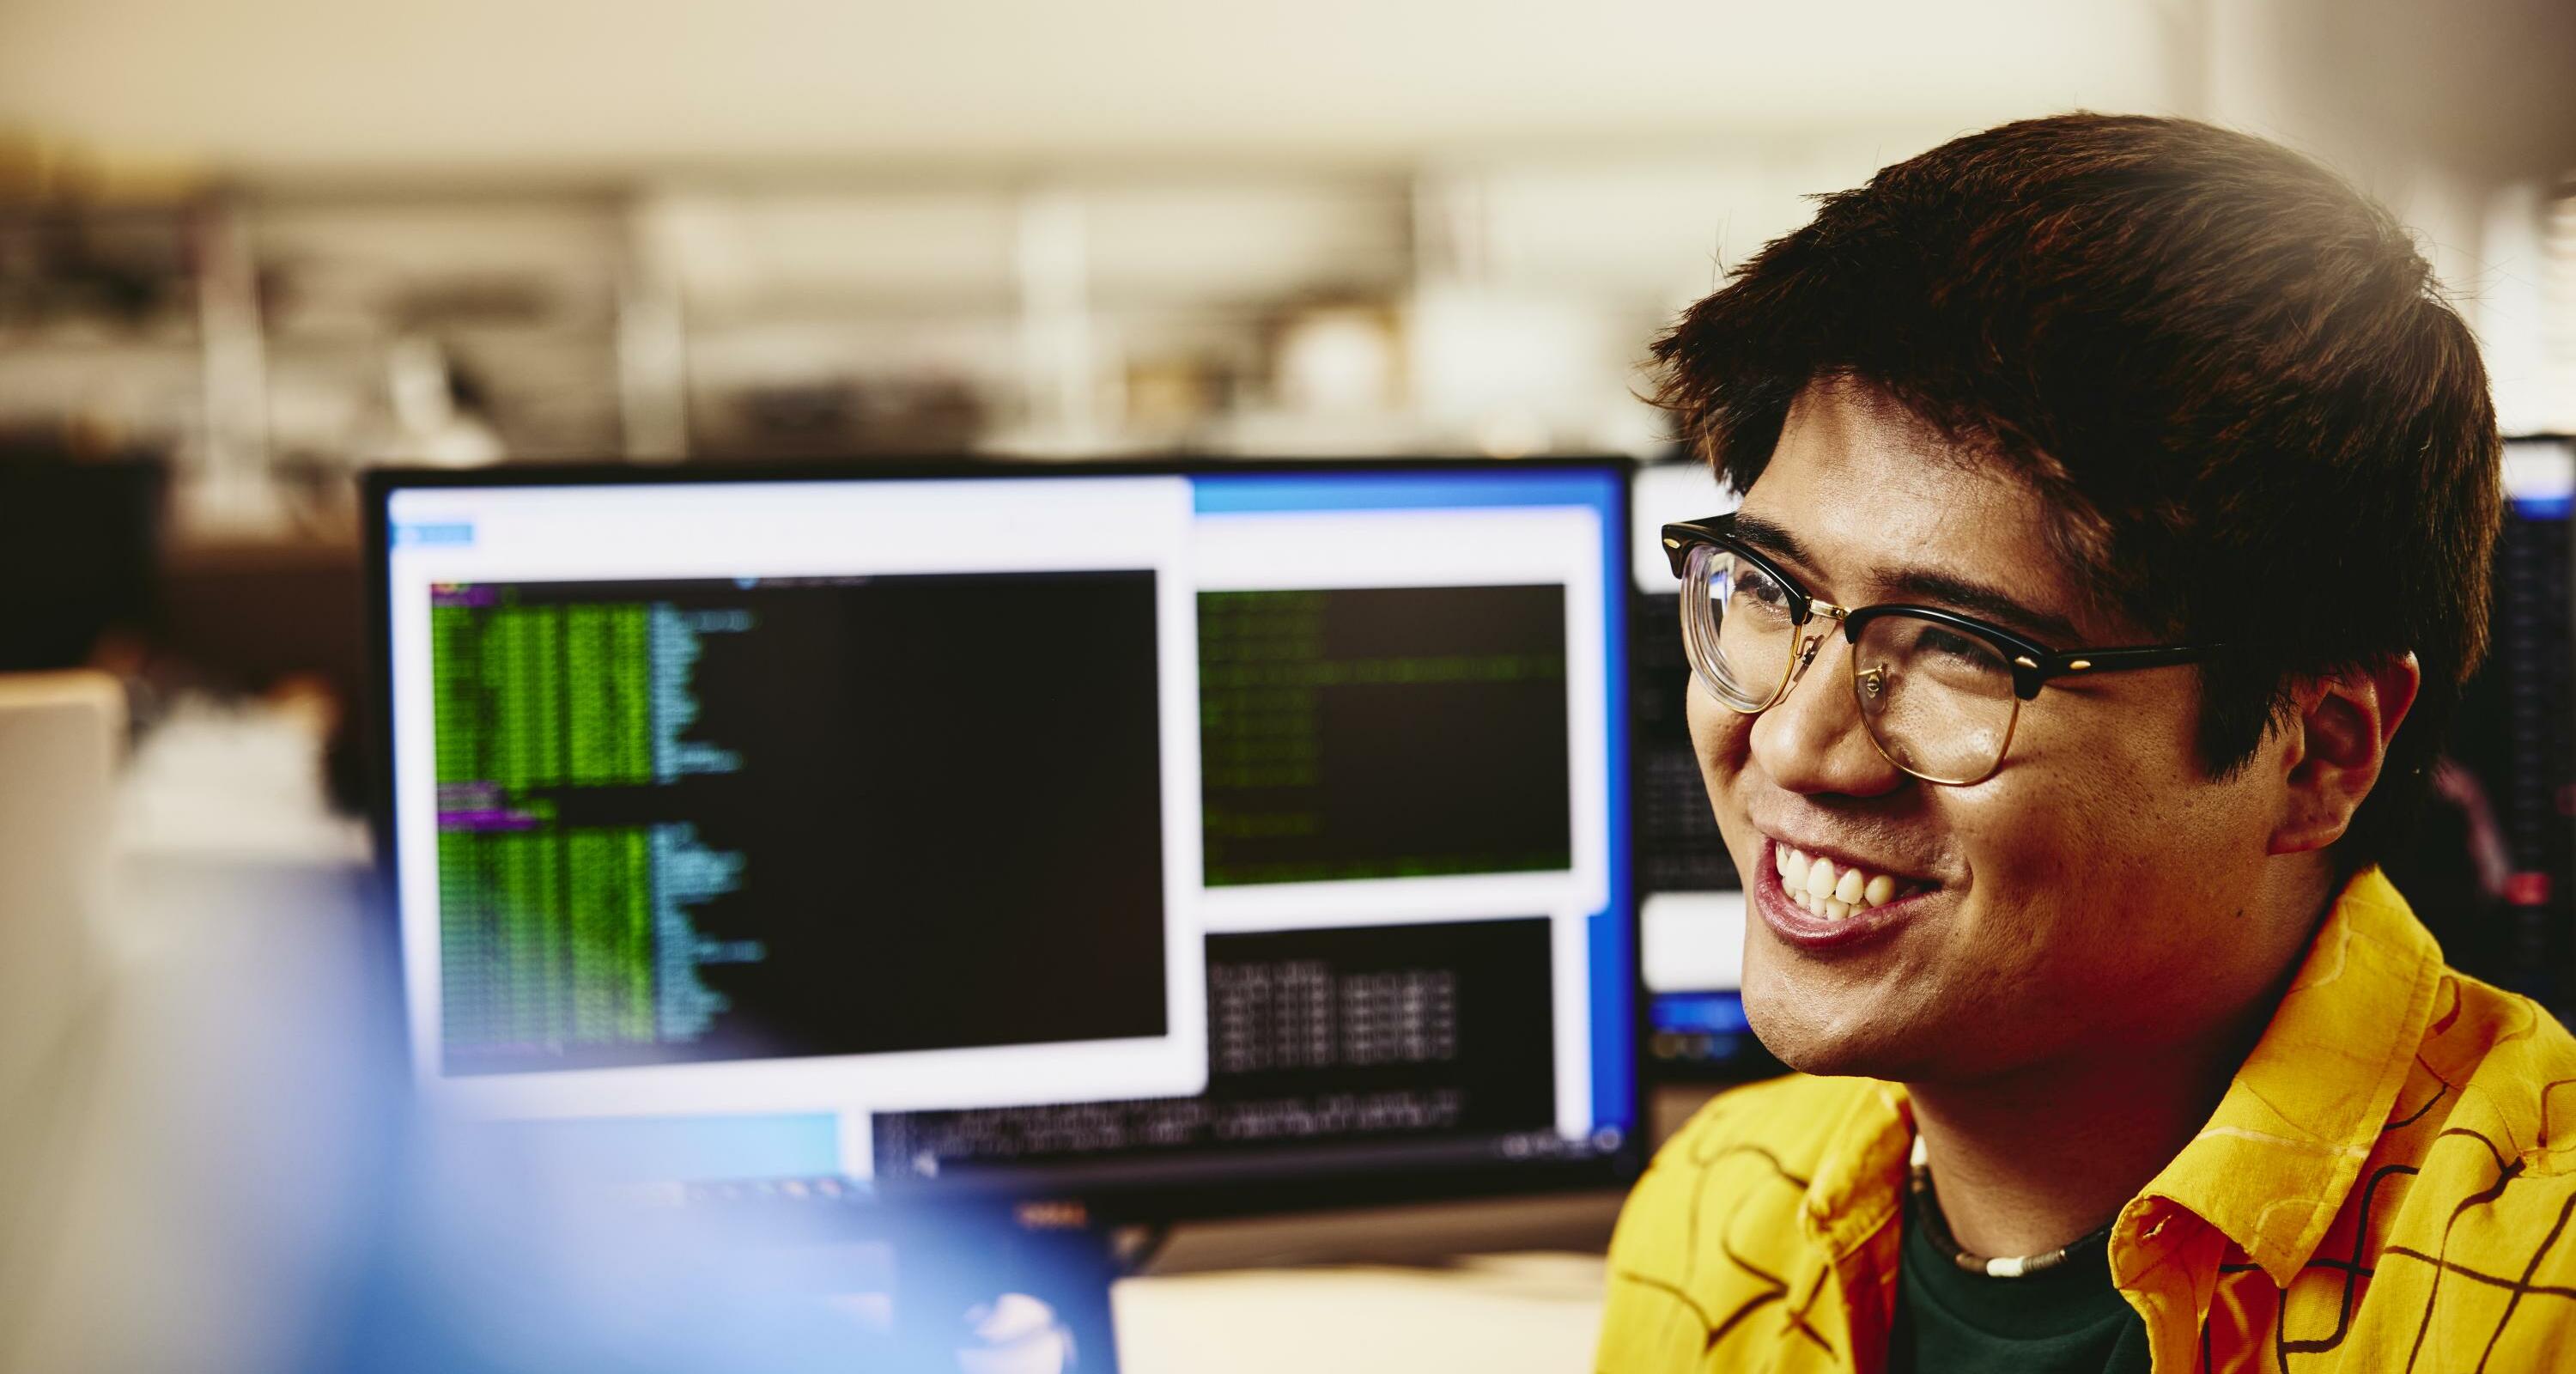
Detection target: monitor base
<box><xmin>887</xmin><ymin>1202</ymin><xmax>1130</xmax><ymax>1374</ymax></box>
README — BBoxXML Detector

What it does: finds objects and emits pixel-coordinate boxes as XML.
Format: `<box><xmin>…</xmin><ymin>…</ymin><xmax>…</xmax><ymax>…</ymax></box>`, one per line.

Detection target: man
<box><xmin>1598</xmin><ymin>113</ymin><xmax>2576</xmax><ymax>1373</ymax></box>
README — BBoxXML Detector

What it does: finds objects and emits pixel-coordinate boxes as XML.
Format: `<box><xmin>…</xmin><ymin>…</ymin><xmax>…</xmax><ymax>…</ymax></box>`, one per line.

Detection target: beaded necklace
<box><xmin>1907</xmin><ymin>1134</ymin><xmax>2118</xmax><ymax>1280</ymax></box>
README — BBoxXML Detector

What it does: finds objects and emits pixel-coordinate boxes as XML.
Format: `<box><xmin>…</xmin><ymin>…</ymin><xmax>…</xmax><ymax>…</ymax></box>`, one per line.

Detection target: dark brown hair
<box><xmin>1655</xmin><ymin>112</ymin><xmax>2502</xmax><ymax>872</ymax></box>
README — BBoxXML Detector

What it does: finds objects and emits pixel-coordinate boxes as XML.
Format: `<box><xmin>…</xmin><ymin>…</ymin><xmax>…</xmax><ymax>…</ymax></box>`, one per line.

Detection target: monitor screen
<box><xmin>368</xmin><ymin>459</ymin><xmax>1637</xmax><ymax>1213</ymax></box>
<box><xmin>1626</xmin><ymin>461</ymin><xmax>1776</xmax><ymax>1079</ymax></box>
<box><xmin>2385</xmin><ymin>436</ymin><xmax>2576</xmax><ymax>1018</ymax></box>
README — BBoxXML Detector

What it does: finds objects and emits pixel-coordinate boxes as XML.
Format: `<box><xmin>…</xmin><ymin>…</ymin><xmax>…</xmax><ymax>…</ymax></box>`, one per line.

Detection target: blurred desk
<box><xmin>1113</xmin><ymin>1190</ymin><xmax>1618</xmax><ymax>1371</ymax></box>
<box><xmin>1117</xmin><ymin>1252</ymin><xmax>1605</xmax><ymax>1374</ymax></box>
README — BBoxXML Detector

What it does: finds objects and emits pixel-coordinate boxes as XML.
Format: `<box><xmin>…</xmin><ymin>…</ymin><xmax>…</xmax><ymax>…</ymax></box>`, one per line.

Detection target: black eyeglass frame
<box><xmin>1659</xmin><ymin>514</ymin><xmax>2224</xmax><ymax>703</ymax></box>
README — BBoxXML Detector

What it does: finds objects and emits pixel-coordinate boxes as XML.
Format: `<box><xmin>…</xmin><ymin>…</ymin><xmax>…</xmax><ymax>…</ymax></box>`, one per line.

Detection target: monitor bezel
<box><xmin>361</xmin><ymin>453</ymin><xmax>1648</xmax><ymax>1223</ymax></box>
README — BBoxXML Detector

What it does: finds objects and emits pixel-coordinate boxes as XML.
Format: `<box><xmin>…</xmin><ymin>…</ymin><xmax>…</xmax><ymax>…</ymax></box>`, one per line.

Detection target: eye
<box><xmin>1917</xmin><ymin>625</ymin><xmax>1986</xmax><ymax>660</ymax></box>
<box><xmin>1910</xmin><ymin>623</ymin><xmax>2011</xmax><ymax>682</ymax></box>
<box><xmin>1732</xmin><ymin>563</ymin><xmax>1794</xmax><ymax>612</ymax></box>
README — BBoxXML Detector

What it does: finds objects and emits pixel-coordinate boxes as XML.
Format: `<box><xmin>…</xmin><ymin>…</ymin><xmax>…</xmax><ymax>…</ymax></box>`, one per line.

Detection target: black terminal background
<box><xmin>1631</xmin><ymin>589</ymin><xmax>1741</xmax><ymax>895</ymax></box>
<box><xmin>873</xmin><ymin>916</ymin><xmax>1558</xmax><ymax>1172</ymax></box>
<box><xmin>1200</xmin><ymin>584</ymin><xmax>1574</xmax><ymax>885</ymax></box>
<box><xmin>454</xmin><ymin>572</ymin><xmax>1169</xmax><ymax>1072</ymax></box>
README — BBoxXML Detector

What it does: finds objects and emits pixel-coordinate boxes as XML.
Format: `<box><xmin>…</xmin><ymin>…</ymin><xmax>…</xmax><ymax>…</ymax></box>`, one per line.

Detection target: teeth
<box><xmin>1803</xmin><ymin>856</ymin><xmax>1837</xmax><ymax>899</ymax></box>
<box><xmin>1774</xmin><ymin>844</ymin><xmax>1920</xmax><ymax>919</ymax></box>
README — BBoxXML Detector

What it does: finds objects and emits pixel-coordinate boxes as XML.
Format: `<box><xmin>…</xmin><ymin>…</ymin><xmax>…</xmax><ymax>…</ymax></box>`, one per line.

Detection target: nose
<box><xmin>1747</xmin><ymin>629</ymin><xmax>1907</xmax><ymax>799</ymax></box>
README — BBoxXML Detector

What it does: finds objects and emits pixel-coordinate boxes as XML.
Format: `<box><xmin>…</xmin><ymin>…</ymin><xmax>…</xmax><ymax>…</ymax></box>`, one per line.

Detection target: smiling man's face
<box><xmin>1695</xmin><ymin>380</ymin><xmax>2309</xmax><ymax>1082</ymax></box>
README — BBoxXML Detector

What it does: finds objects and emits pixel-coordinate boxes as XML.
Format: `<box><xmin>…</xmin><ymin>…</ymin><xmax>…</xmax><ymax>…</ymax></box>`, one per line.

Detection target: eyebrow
<box><xmin>1728</xmin><ymin>511</ymin><xmax>2089</xmax><ymax>647</ymax></box>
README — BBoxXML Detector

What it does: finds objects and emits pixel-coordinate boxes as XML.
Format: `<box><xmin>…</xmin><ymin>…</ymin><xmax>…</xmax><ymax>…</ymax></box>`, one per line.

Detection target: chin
<box><xmin>1742</xmin><ymin>979</ymin><xmax>1874</xmax><ymax>1079</ymax></box>
<box><xmin>1740</xmin><ymin>968</ymin><xmax>1932</xmax><ymax>1081</ymax></box>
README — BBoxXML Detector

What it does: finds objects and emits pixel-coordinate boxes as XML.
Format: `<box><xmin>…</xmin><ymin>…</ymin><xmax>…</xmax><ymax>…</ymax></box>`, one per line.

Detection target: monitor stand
<box><xmin>885</xmin><ymin>1201</ymin><xmax>1133</xmax><ymax>1374</ymax></box>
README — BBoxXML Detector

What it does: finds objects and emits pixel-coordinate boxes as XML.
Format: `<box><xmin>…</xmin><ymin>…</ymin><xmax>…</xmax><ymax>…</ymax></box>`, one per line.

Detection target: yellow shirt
<box><xmin>1598</xmin><ymin>868</ymin><xmax>2576</xmax><ymax>1373</ymax></box>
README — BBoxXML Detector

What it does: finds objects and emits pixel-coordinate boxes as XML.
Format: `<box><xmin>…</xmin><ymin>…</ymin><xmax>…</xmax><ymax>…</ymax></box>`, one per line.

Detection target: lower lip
<box><xmin>1752</xmin><ymin>841</ymin><xmax>1932</xmax><ymax>952</ymax></box>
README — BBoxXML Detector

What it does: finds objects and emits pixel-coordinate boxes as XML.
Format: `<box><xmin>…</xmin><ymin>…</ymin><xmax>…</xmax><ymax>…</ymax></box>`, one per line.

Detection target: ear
<box><xmin>2268</xmin><ymin>653</ymin><xmax>2421</xmax><ymax>856</ymax></box>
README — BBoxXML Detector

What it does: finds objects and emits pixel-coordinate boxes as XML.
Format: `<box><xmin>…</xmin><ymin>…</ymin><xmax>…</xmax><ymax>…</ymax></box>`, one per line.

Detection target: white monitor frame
<box><xmin>381</xmin><ymin>475</ymin><xmax>1210</xmax><ymax>1119</ymax></box>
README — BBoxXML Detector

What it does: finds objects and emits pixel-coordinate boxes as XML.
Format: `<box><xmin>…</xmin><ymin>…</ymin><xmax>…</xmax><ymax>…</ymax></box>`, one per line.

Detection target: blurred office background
<box><xmin>4</xmin><ymin>0</ymin><xmax>2571</xmax><ymax>986</ymax></box>
<box><xmin>4</xmin><ymin>0</ymin><xmax>2572</xmax><ymax>494</ymax></box>
<box><xmin>3</xmin><ymin>0</ymin><xmax>2571</xmax><ymax>781</ymax></box>
<box><xmin>1</xmin><ymin>2</ymin><xmax>2573</xmax><ymax>1369</ymax></box>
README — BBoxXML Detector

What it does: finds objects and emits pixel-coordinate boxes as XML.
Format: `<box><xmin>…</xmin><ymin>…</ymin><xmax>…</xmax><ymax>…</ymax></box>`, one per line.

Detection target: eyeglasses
<box><xmin>1661</xmin><ymin>514</ymin><xmax>2224</xmax><ymax>786</ymax></box>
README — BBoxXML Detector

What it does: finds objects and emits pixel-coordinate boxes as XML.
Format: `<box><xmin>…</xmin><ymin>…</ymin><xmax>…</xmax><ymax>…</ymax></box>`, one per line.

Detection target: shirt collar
<box><xmin>1799</xmin><ymin>1078</ymin><xmax>1913</xmax><ymax>1260</ymax></box>
<box><xmin>2129</xmin><ymin>866</ymin><xmax>2445</xmax><ymax>1287</ymax></box>
<box><xmin>1787</xmin><ymin>868</ymin><xmax>2446</xmax><ymax>1292</ymax></box>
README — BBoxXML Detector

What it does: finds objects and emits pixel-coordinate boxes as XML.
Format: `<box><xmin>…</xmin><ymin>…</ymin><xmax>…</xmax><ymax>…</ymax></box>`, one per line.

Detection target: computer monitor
<box><xmin>2385</xmin><ymin>435</ymin><xmax>2576</xmax><ymax>1017</ymax></box>
<box><xmin>366</xmin><ymin>459</ymin><xmax>1639</xmax><ymax>1216</ymax></box>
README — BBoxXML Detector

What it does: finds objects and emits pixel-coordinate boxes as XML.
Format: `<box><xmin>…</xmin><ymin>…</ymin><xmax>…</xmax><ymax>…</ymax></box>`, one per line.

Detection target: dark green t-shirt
<box><xmin>1886</xmin><ymin>1191</ymin><xmax>2152</xmax><ymax>1374</ymax></box>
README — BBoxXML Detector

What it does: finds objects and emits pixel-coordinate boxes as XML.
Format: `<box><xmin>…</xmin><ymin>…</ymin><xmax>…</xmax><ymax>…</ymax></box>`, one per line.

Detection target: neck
<box><xmin>1906</xmin><ymin>860</ymin><xmax>2343</xmax><ymax>1258</ymax></box>
<box><xmin>1905</xmin><ymin>1011</ymin><xmax>2264</xmax><ymax>1259</ymax></box>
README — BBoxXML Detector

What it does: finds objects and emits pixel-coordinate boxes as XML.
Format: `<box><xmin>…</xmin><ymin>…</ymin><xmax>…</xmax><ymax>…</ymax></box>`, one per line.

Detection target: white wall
<box><xmin>0</xmin><ymin>0</ymin><xmax>2184</xmax><ymax>177</ymax></box>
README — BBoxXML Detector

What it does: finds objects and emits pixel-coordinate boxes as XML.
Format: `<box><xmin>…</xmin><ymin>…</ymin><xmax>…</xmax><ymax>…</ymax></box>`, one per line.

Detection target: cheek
<box><xmin>1684</xmin><ymin>685</ymin><xmax>1761</xmax><ymax>861</ymax></box>
<box><xmin>1684</xmin><ymin>685</ymin><xmax>1755</xmax><ymax>821</ymax></box>
<box><xmin>1684</xmin><ymin>684</ymin><xmax>1752</xmax><ymax>778</ymax></box>
<box><xmin>1944</xmin><ymin>709</ymin><xmax>2244</xmax><ymax>992</ymax></box>
<box><xmin>1963</xmin><ymin>740</ymin><xmax>2149</xmax><ymax>915</ymax></box>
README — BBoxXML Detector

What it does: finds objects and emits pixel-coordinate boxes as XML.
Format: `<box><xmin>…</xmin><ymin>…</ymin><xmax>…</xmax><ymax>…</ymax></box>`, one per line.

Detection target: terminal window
<box><xmin>872</xmin><ymin>917</ymin><xmax>1558</xmax><ymax>1179</ymax></box>
<box><xmin>1198</xmin><ymin>584</ymin><xmax>1573</xmax><ymax>885</ymax></box>
<box><xmin>428</xmin><ymin>571</ymin><xmax>1170</xmax><ymax>1076</ymax></box>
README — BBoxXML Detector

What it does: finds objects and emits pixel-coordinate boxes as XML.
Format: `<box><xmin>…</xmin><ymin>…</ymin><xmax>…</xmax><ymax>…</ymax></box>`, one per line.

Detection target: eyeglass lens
<box><xmin>1684</xmin><ymin>544</ymin><xmax>1798</xmax><ymax>709</ymax></box>
<box><xmin>1680</xmin><ymin>542</ymin><xmax>2020</xmax><ymax>784</ymax></box>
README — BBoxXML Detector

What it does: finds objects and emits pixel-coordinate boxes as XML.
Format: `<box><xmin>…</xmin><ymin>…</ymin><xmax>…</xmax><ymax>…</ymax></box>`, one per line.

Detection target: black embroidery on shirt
<box><xmin>2471</xmin><ymin>1188</ymin><xmax>2576</xmax><ymax>1373</ymax></box>
<box><xmin>1708</xmin><ymin>1150</ymin><xmax>1835</xmax><ymax>1356</ymax></box>
<box><xmin>1610</xmin><ymin>1134</ymin><xmax>1834</xmax><ymax>1361</ymax></box>
<box><xmin>1683</xmin><ymin>1142</ymin><xmax>1810</xmax><ymax>1292</ymax></box>
<box><xmin>2385</xmin><ymin>1073</ymin><xmax>2451</xmax><ymax>1134</ymax></box>
<box><xmin>1783</xmin><ymin>1277</ymin><xmax>1836</xmax><ymax>1354</ymax></box>
<box><xmin>2279</xmin><ymin>1162</ymin><xmax>2419</xmax><ymax>1358</ymax></box>
<box><xmin>2196</xmin><ymin>1100</ymin><xmax>2576</xmax><ymax>1373</ymax></box>
<box><xmin>1707</xmin><ymin>1289</ymin><xmax>1784</xmax><ymax>1350</ymax></box>
<box><xmin>2273</xmin><ymin>1273</ymin><xmax>2294</xmax><ymax>1372</ymax></box>
<box><xmin>2533</xmin><ymin>1076</ymin><xmax>2576</xmax><ymax>1163</ymax></box>
<box><xmin>1610</xmin><ymin>1266</ymin><xmax>1719</xmax><ymax>1330</ymax></box>
<box><xmin>1714</xmin><ymin>1225</ymin><xmax>1798</xmax><ymax>1345</ymax></box>
<box><xmin>2428</xmin><ymin>978</ymin><xmax>2464</xmax><ymax>1038</ymax></box>
<box><xmin>2403</xmin><ymin>1128</ymin><xmax>2529</xmax><ymax>1374</ymax></box>
<box><xmin>2378</xmin><ymin>1248</ymin><xmax>2576</xmax><ymax>1298</ymax></box>
<box><xmin>1685</xmin><ymin>1137</ymin><xmax>1811</xmax><ymax>1186</ymax></box>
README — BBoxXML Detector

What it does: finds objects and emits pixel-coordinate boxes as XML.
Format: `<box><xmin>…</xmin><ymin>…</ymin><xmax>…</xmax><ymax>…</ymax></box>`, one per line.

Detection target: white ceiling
<box><xmin>0</xmin><ymin>0</ymin><xmax>2189</xmax><ymax>178</ymax></box>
